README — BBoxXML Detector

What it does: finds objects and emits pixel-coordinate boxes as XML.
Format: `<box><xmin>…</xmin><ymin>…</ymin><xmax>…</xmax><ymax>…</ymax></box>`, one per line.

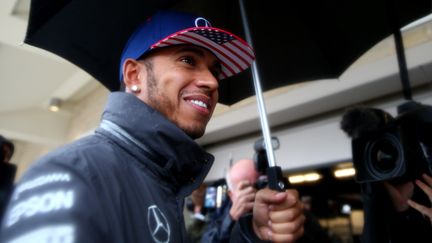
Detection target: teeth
<box><xmin>189</xmin><ymin>99</ymin><xmax>208</xmax><ymax>109</ymax></box>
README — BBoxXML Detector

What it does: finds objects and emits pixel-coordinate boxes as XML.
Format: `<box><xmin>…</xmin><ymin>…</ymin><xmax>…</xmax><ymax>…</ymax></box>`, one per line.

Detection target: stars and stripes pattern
<box><xmin>151</xmin><ymin>27</ymin><xmax>255</xmax><ymax>80</ymax></box>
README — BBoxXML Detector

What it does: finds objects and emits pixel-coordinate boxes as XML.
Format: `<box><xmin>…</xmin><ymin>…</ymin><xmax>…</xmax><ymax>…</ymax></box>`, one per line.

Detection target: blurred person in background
<box><xmin>300</xmin><ymin>196</ymin><xmax>334</xmax><ymax>243</ymax></box>
<box><xmin>187</xmin><ymin>184</ymin><xmax>209</xmax><ymax>243</ymax></box>
<box><xmin>361</xmin><ymin>174</ymin><xmax>432</xmax><ymax>243</ymax></box>
<box><xmin>0</xmin><ymin>135</ymin><xmax>17</xmax><ymax>221</ymax></box>
<box><xmin>201</xmin><ymin>158</ymin><xmax>260</xmax><ymax>243</ymax></box>
<box><xmin>340</xmin><ymin>102</ymin><xmax>432</xmax><ymax>243</ymax></box>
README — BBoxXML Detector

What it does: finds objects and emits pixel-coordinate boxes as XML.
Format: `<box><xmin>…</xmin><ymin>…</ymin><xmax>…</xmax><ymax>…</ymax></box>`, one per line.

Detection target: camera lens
<box><xmin>365</xmin><ymin>133</ymin><xmax>404</xmax><ymax>180</ymax></box>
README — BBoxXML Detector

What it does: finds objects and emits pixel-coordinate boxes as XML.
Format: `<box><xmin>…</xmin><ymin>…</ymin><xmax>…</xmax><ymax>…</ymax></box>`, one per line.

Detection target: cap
<box><xmin>119</xmin><ymin>10</ymin><xmax>255</xmax><ymax>81</ymax></box>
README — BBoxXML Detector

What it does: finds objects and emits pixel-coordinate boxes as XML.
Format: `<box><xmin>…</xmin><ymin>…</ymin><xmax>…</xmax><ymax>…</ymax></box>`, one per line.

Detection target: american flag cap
<box><xmin>120</xmin><ymin>10</ymin><xmax>255</xmax><ymax>81</ymax></box>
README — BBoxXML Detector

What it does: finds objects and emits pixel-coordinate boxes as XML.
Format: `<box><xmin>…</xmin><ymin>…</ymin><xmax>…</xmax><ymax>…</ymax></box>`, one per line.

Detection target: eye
<box><xmin>210</xmin><ymin>63</ymin><xmax>222</xmax><ymax>79</ymax></box>
<box><xmin>180</xmin><ymin>56</ymin><xmax>195</xmax><ymax>66</ymax></box>
<box><xmin>210</xmin><ymin>68</ymin><xmax>222</xmax><ymax>79</ymax></box>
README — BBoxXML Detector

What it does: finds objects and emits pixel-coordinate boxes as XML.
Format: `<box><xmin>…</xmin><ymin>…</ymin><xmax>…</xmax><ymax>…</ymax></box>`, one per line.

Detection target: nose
<box><xmin>196</xmin><ymin>69</ymin><xmax>219</xmax><ymax>92</ymax></box>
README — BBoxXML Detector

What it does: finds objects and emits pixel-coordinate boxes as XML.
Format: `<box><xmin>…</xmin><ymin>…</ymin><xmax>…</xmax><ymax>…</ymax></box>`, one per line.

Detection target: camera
<box><xmin>203</xmin><ymin>136</ymin><xmax>282</xmax><ymax>210</ymax></box>
<box><xmin>253</xmin><ymin>136</ymin><xmax>280</xmax><ymax>189</ymax></box>
<box><xmin>341</xmin><ymin>101</ymin><xmax>432</xmax><ymax>183</ymax></box>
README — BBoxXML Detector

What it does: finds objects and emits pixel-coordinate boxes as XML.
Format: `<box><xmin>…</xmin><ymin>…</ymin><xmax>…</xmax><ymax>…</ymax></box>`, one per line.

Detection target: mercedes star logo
<box><xmin>147</xmin><ymin>205</ymin><xmax>171</xmax><ymax>243</ymax></box>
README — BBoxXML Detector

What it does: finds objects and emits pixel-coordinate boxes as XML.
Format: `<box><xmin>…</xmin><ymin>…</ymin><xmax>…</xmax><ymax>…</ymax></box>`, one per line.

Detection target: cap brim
<box><xmin>150</xmin><ymin>27</ymin><xmax>255</xmax><ymax>80</ymax></box>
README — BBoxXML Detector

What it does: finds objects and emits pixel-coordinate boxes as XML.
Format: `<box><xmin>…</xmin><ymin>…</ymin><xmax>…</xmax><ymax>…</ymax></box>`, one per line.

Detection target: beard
<box><xmin>144</xmin><ymin>67</ymin><xmax>207</xmax><ymax>139</ymax></box>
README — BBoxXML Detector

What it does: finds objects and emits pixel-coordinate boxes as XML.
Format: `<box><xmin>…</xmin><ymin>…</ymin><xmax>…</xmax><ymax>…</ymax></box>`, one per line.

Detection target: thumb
<box><xmin>256</xmin><ymin>188</ymin><xmax>297</xmax><ymax>207</ymax></box>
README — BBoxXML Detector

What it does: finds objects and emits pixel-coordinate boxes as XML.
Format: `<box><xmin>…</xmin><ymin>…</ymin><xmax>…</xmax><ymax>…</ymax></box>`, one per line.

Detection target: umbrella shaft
<box><xmin>393</xmin><ymin>29</ymin><xmax>412</xmax><ymax>100</ymax></box>
<box><xmin>387</xmin><ymin>0</ymin><xmax>412</xmax><ymax>100</ymax></box>
<box><xmin>251</xmin><ymin>62</ymin><xmax>277</xmax><ymax>168</ymax></box>
<box><xmin>239</xmin><ymin>0</ymin><xmax>277</xmax><ymax>168</ymax></box>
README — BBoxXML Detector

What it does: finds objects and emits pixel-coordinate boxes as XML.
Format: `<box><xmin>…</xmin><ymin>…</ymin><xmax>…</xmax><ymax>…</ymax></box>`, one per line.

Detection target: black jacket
<box><xmin>200</xmin><ymin>198</ymin><xmax>235</xmax><ymax>243</ymax></box>
<box><xmin>0</xmin><ymin>92</ymin><xmax>260</xmax><ymax>243</ymax></box>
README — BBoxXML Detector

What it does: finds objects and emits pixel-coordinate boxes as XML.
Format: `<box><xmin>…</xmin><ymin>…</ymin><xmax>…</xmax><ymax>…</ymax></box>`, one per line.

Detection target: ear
<box><xmin>122</xmin><ymin>58</ymin><xmax>145</xmax><ymax>92</ymax></box>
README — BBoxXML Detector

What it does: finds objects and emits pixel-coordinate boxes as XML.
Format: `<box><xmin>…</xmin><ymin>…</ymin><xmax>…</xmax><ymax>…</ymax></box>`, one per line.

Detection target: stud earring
<box><xmin>131</xmin><ymin>85</ymin><xmax>141</xmax><ymax>93</ymax></box>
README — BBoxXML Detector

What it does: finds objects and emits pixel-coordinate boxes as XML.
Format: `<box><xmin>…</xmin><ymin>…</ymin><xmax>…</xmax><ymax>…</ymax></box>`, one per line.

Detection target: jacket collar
<box><xmin>99</xmin><ymin>92</ymin><xmax>214</xmax><ymax>197</ymax></box>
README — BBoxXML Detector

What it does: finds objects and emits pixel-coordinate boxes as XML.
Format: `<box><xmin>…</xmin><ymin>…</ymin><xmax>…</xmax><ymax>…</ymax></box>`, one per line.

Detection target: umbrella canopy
<box><xmin>24</xmin><ymin>0</ymin><xmax>432</xmax><ymax>105</ymax></box>
<box><xmin>24</xmin><ymin>0</ymin><xmax>175</xmax><ymax>91</ymax></box>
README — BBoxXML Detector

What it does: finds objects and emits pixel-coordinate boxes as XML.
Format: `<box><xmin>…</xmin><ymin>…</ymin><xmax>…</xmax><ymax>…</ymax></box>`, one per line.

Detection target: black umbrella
<box><xmin>25</xmin><ymin>0</ymin><xmax>178</xmax><ymax>92</ymax></box>
<box><xmin>25</xmin><ymin>0</ymin><xmax>431</xmax><ymax>105</ymax></box>
<box><xmin>24</xmin><ymin>0</ymin><xmax>431</xmax><ymax>190</ymax></box>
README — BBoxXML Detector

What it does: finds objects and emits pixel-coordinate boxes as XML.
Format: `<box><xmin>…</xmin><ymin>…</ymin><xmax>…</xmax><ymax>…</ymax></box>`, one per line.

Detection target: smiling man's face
<box><xmin>133</xmin><ymin>45</ymin><xmax>221</xmax><ymax>139</ymax></box>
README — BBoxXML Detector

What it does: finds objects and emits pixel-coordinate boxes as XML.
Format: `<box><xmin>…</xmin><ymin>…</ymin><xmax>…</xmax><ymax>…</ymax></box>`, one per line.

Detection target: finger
<box><xmin>237</xmin><ymin>202</ymin><xmax>255</xmax><ymax>214</ymax></box>
<box><xmin>236</xmin><ymin>201</ymin><xmax>254</xmax><ymax>210</ymax></box>
<box><xmin>422</xmin><ymin>174</ymin><xmax>432</xmax><ymax>186</ymax></box>
<box><xmin>255</xmin><ymin>226</ymin><xmax>271</xmax><ymax>242</ymax></box>
<box><xmin>232</xmin><ymin>198</ymin><xmax>255</xmax><ymax>211</ymax></box>
<box><xmin>256</xmin><ymin>188</ymin><xmax>289</xmax><ymax>205</ymax></box>
<box><xmin>407</xmin><ymin>199</ymin><xmax>432</xmax><ymax>219</ymax></box>
<box><xmin>237</xmin><ymin>192</ymin><xmax>256</xmax><ymax>204</ymax></box>
<box><xmin>415</xmin><ymin>179</ymin><xmax>432</xmax><ymax>200</ymax></box>
<box><xmin>269</xmin><ymin>203</ymin><xmax>303</xmax><ymax>223</ymax></box>
<box><xmin>271</xmin><ymin>190</ymin><xmax>301</xmax><ymax>211</ymax></box>
<box><xmin>269</xmin><ymin>223</ymin><xmax>304</xmax><ymax>243</ymax></box>
<box><xmin>237</xmin><ymin>180</ymin><xmax>253</xmax><ymax>190</ymax></box>
<box><xmin>238</xmin><ymin>186</ymin><xmax>256</xmax><ymax>197</ymax></box>
<box><xmin>270</xmin><ymin>213</ymin><xmax>305</xmax><ymax>233</ymax></box>
<box><xmin>230</xmin><ymin>201</ymin><xmax>255</xmax><ymax>220</ymax></box>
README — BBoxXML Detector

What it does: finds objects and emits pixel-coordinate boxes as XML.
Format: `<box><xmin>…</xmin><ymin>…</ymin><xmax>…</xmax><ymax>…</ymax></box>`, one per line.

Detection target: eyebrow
<box><xmin>175</xmin><ymin>46</ymin><xmax>206</xmax><ymax>57</ymax></box>
<box><xmin>176</xmin><ymin>46</ymin><xmax>222</xmax><ymax>72</ymax></box>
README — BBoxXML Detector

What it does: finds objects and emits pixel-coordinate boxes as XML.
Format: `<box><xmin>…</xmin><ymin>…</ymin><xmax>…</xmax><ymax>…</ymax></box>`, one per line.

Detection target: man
<box><xmin>361</xmin><ymin>174</ymin><xmax>432</xmax><ymax>243</ymax></box>
<box><xmin>201</xmin><ymin>158</ymin><xmax>260</xmax><ymax>242</ymax></box>
<box><xmin>0</xmin><ymin>135</ymin><xmax>17</xmax><ymax>221</ymax></box>
<box><xmin>0</xmin><ymin>10</ymin><xmax>304</xmax><ymax>242</ymax></box>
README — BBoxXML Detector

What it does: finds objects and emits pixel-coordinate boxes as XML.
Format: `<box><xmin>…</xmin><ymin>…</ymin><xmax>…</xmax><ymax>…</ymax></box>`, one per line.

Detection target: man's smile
<box><xmin>184</xmin><ymin>96</ymin><xmax>212</xmax><ymax>116</ymax></box>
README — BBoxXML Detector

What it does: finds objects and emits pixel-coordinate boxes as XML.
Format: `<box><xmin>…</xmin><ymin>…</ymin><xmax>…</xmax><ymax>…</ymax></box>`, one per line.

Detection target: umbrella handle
<box><xmin>267</xmin><ymin>166</ymin><xmax>289</xmax><ymax>192</ymax></box>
